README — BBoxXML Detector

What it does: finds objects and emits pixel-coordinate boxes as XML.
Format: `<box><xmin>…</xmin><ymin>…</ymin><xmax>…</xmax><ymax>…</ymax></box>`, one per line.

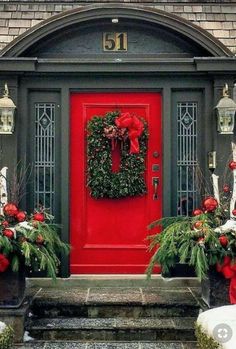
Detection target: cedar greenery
<box><xmin>87</xmin><ymin>111</ymin><xmax>148</xmax><ymax>199</ymax></box>
<box><xmin>195</xmin><ymin>324</ymin><xmax>220</xmax><ymax>349</ymax></box>
<box><xmin>0</xmin><ymin>324</ymin><xmax>14</xmax><ymax>349</ymax></box>
<box><xmin>147</xmin><ymin>209</ymin><xmax>236</xmax><ymax>280</ymax></box>
<box><xmin>0</xmin><ymin>207</ymin><xmax>70</xmax><ymax>280</ymax></box>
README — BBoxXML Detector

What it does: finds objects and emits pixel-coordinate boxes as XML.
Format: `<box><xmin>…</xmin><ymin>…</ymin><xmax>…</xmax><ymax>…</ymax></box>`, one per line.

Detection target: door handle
<box><xmin>152</xmin><ymin>177</ymin><xmax>159</xmax><ymax>200</ymax></box>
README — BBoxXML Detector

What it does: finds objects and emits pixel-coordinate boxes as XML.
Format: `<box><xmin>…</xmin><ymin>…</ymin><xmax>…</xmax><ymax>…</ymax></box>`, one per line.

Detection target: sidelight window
<box><xmin>177</xmin><ymin>102</ymin><xmax>198</xmax><ymax>216</ymax></box>
<box><xmin>34</xmin><ymin>103</ymin><xmax>55</xmax><ymax>214</ymax></box>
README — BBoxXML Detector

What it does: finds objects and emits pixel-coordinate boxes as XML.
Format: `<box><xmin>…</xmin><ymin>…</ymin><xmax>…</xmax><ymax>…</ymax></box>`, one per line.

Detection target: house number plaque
<box><xmin>103</xmin><ymin>32</ymin><xmax>128</xmax><ymax>52</ymax></box>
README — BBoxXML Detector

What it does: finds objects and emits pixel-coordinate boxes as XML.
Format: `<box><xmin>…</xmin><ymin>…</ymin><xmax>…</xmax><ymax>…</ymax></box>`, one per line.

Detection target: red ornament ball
<box><xmin>197</xmin><ymin>237</ymin><xmax>205</xmax><ymax>242</ymax></box>
<box><xmin>3</xmin><ymin>203</ymin><xmax>18</xmax><ymax>217</ymax></box>
<box><xmin>0</xmin><ymin>254</ymin><xmax>10</xmax><ymax>272</ymax></box>
<box><xmin>219</xmin><ymin>235</ymin><xmax>229</xmax><ymax>247</ymax></box>
<box><xmin>232</xmin><ymin>209</ymin><xmax>236</xmax><ymax>216</ymax></box>
<box><xmin>223</xmin><ymin>184</ymin><xmax>230</xmax><ymax>193</ymax></box>
<box><xmin>36</xmin><ymin>234</ymin><xmax>44</xmax><ymax>244</ymax></box>
<box><xmin>192</xmin><ymin>209</ymin><xmax>203</xmax><ymax>216</ymax></box>
<box><xmin>229</xmin><ymin>161</ymin><xmax>236</xmax><ymax>170</ymax></box>
<box><xmin>33</xmin><ymin>213</ymin><xmax>45</xmax><ymax>222</ymax></box>
<box><xmin>202</xmin><ymin>197</ymin><xmax>218</xmax><ymax>212</ymax></box>
<box><xmin>3</xmin><ymin>229</ymin><xmax>14</xmax><ymax>239</ymax></box>
<box><xmin>194</xmin><ymin>221</ymin><xmax>203</xmax><ymax>229</ymax></box>
<box><xmin>198</xmin><ymin>237</ymin><xmax>205</xmax><ymax>243</ymax></box>
<box><xmin>16</xmin><ymin>211</ymin><xmax>26</xmax><ymax>222</ymax></box>
<box><xmin>1</xmin><ymin>220</ymin><xmax>9</xmax><ymax>228</ymax></box>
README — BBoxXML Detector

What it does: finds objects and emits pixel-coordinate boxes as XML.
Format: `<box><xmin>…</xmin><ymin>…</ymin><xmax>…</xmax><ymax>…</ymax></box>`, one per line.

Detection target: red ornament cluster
<box><xmin>0</xmin><ymin>203</ymin><xmax>47</xmax><ymax>273</ymax></box>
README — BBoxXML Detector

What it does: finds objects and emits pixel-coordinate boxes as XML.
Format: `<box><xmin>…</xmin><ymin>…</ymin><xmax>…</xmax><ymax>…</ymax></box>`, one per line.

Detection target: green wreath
<box><xmin>87</xmin><ymin>111</ymin><xmax>148</xmax><ymax>199</ymax></box>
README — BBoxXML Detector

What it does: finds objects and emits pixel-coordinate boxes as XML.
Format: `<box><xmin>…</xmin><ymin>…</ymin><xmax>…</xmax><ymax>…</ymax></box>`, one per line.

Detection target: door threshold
<box><xmin>28</xmin><ymin>274</ymin><xmax>199</xmax><ymax>288</ymax></box>
<box><xmin>70</xmin><ymin>274</ymin><xmax>160</xmax><ymax>280</ymax></box>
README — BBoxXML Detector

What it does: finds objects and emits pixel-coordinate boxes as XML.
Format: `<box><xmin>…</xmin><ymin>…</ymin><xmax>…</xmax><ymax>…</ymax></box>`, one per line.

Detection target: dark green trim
<box><xmin>0</xmin><ymin>5</ymin><xmax>232</xmax><ymax>58</ymax></box>
<box><xmin>0</xmin><ymin>57</ymin><xmax>235</xmax><ymax>74</ymax></box>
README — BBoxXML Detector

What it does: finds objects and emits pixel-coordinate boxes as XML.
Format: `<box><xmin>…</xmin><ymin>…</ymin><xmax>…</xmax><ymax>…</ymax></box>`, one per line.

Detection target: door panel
<box><xmin>70</xmin><ymin>92</ymin><xmax>162</xmax><ymax>274</ymax></box>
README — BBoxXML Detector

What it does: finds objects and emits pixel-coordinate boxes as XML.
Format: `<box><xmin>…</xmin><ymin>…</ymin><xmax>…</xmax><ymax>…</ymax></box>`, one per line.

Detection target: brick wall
<box><xmin>0</xmin><ymin>1</ymin><xmax>236</xmax><ymax>54</ymax></box>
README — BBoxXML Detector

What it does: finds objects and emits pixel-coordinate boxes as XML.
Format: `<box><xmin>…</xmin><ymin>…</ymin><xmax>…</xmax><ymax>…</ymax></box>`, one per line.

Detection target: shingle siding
<box><xmin>0</xmin><ymin>1</ymin><xmax>236</xmax><ymax>54</ymax></box>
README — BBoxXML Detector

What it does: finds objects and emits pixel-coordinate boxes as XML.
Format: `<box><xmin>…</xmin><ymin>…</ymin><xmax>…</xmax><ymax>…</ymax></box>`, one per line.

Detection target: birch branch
<box><xmin>230</xmin><ymin>142</ymin><xmax>236</xmax><ymax>218</ymax></box>
<box><xmin>0</xmin><ymin>167</ymin><xmax>8</xmax><ymax>215</ymax></box>
<box><xmin>212</xmin><ymin>173</ymin><xmax>220</xmax><ymax>203</ymax></box>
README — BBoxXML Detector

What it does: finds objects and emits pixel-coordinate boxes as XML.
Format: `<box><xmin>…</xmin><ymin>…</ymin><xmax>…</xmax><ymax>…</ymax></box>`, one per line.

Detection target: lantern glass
<box><xmin>0</xmin><ymin>107</ymin><xmax>15</xmax><ymax>134</ymax></box>
<box><xmin>217</xmin><ymin>108</ymin><xmax>235</xmax><ymax>134</ymax></box>
<box><xmin>215</xmin><ymin>84</ymin><xmax>236</xmax><ymax>135</ymax></box>
<box><xmin>0</xmin><ymin>83</ymin><xmax>16</xmax><ymax>134</ymax></box>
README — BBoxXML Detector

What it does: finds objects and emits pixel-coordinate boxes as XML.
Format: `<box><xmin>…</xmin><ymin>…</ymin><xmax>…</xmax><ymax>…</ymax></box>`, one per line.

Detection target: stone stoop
<box><xmin>14</xmin><ymin>340</ymin><xmax>197</xmax><ymax>349</ymax></box>
<box><xmin>22</xmin><ymin>280</ymin><xmax>201</xmax><ymax>347</ymax></box>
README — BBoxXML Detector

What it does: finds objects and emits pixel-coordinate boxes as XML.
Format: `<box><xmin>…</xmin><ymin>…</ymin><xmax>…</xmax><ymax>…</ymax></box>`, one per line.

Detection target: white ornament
<box><xmin>214</xmin><ymin>219</ymin><xmax>236</xmax><ymax>233</ymax></box>
<box><xmin>18</xmin><ymin>222</ymin><xmax>33</xmax><ymax>230</ymax></box>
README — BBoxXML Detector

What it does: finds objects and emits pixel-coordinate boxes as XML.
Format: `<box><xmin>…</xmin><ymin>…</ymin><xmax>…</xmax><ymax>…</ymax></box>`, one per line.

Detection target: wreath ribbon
<box><xmin>115</xmin><ymin>113</ymin><xmax>144</xmax><ymax>154</ymax></box>
<box><xmin>216</xmin><ymin>256</ymin><xmax>236</xmax><ymax>304</ymax></box>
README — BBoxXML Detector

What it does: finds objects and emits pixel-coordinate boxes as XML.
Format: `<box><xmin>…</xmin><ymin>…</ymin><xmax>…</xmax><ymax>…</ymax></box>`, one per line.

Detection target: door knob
<box><xmin>152</xmin><ymin>177</ymin><xmax>159</xmax><ymax>200</ymax></box>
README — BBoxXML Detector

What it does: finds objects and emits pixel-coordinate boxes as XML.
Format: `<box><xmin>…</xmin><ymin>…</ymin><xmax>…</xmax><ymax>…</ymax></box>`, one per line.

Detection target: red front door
<box><xmin>70</xmin><ymin>92</ymin><xmax>162</xmax><ymax>274</ymax></box>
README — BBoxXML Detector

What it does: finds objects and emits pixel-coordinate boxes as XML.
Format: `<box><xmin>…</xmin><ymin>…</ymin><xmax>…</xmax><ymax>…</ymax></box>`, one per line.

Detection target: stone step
<box><xmin>14</xmin><ymin>340</ymin><xmax>198</xmax><ymax>349</ymax></box>
<box><xmin>31</xmin><ymin>287</ymin><xmax>200</xmax><ymax>318</ymax></box>
<box><xmin>26</xmin><ymin>316</ymin><xmax>196</xmax><ymax>342</ymax></box>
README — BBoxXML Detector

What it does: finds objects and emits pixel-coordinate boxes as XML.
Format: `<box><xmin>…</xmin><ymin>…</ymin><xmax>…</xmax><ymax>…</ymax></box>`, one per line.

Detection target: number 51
<box><xmin>103</xmin><ymin>33</ymin><xmax>127</xmax><ymax>52</ymax></box>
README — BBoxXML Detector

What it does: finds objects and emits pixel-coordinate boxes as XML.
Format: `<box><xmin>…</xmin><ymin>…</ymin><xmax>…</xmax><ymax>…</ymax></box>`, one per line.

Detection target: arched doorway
<box><xmin>0</xmin><ymin>5</ymin><xmax>232</xmax><ymax>275</ymax></box>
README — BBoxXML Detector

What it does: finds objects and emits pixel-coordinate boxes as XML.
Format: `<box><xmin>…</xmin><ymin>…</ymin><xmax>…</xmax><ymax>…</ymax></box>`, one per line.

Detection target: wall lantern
<box><xmin>215</xmin><ymin>83</ymin><xmax>236</xmax><ymax>135</ymax></box>
<box><xmin>0</xmin><ymin>83</ymin><xmax>16</xmax><ymax>134</ymax></box>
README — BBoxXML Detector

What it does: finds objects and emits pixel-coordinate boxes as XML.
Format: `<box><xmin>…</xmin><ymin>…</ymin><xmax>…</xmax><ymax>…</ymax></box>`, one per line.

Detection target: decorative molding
<box><xmin>0</xmin><ymin>5</ymin><xmax>232</xmax><ymax>58</ymax></box>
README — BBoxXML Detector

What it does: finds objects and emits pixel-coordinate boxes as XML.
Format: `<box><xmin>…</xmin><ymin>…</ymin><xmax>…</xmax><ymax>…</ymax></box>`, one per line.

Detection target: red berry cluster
<box><xmin>0</xmin><ymin>203</ymin><xmax>45</xmax><ymax>244</ymax></box>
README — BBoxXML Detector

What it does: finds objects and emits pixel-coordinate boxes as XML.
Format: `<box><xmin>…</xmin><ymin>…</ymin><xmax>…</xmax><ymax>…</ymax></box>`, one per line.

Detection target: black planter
<box><xmin>0</xmin><ymin>266</ymin><xmax>26</xmax><ymax>308</ymax></box>
<box><xmin>201</xmin><ymin>268</ymin><xmax>230</xmax><ymax>307</ymax></box>
<box><xmin>162</xmin><ymin>263</ymin><xmax>196</xmax><ymax>278</ymax></box>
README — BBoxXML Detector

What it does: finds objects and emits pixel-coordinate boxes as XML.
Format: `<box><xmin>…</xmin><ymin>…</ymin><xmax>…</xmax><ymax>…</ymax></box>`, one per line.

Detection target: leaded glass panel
<box><xmin>34</xmin><ymin>103</ymin><xmax>55</xmax><ymax>213</ymax></box>
<box><xmin>177</xmin><ymin>102</ymin><xmax>198</xmax><ymax>216</ymax></box>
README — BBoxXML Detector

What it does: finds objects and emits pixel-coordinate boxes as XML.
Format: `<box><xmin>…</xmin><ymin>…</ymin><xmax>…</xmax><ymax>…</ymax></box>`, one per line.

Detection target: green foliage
<box><xmin>0</xmin><ymin>324</ymin><xmax>14</xmax><ymax>349</ymax></box>
<box><xmin>195</xmin><ymin>324</ymin><xmax>220</xmax><ymax>349</ymax></box>
<box><xmin>147</xmin><ymin>211</ymin><xmax>236</xmax><ymax>280</ymax></box>
<box><xmin>0</xmin><ymin>207</ymin><xmax>70</xmax><ymax>280</ymax></box>
<box><xmin>87</xmin><ymin>111</ymin><xmax>148</xmax><ymax>198</ymax></box>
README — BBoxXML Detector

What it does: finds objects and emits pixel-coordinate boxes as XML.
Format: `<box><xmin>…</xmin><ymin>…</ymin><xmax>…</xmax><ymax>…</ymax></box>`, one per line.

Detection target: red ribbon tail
<box><xmin>130</xmin><ymin>138</ymin><xmax>139</xmax><ymax>154</ymax></box>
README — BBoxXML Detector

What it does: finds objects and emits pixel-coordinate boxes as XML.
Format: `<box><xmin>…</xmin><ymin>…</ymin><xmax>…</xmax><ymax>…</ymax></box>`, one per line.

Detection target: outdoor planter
<box><xmin>0</xmin><ymin>265</ymin><xmax>25</xmax><ymax>308</ymax></box>
<box><xmin>0</xmin><ymin>202</ymin><xmax>69</xmax><ymax>309</ymax></box>
<box><xmin>162</xmin><ymin>264</ymin><xmax>230</xmax><ymax>307</ymax></box>
<box><xmin>201</xmin><ymin>268</ymin><xmax>230</xmax><ymax>307</ymax></box>
<box><xmin>162</xmin><ymin>262</ymin><xmax>195</xmax><ymax>278</ymax></box>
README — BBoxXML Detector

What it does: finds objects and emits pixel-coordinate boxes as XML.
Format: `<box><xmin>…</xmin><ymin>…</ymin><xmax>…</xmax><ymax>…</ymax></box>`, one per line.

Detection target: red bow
<box><xmin>115</xmin><ymin>113</ymin><xmax>144</xmax><ymax>154</ymax></box>
<box><xmin>216</xmin><ymin>256</ymin><xmax>236</xmax><ymax>304</ymax></box>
